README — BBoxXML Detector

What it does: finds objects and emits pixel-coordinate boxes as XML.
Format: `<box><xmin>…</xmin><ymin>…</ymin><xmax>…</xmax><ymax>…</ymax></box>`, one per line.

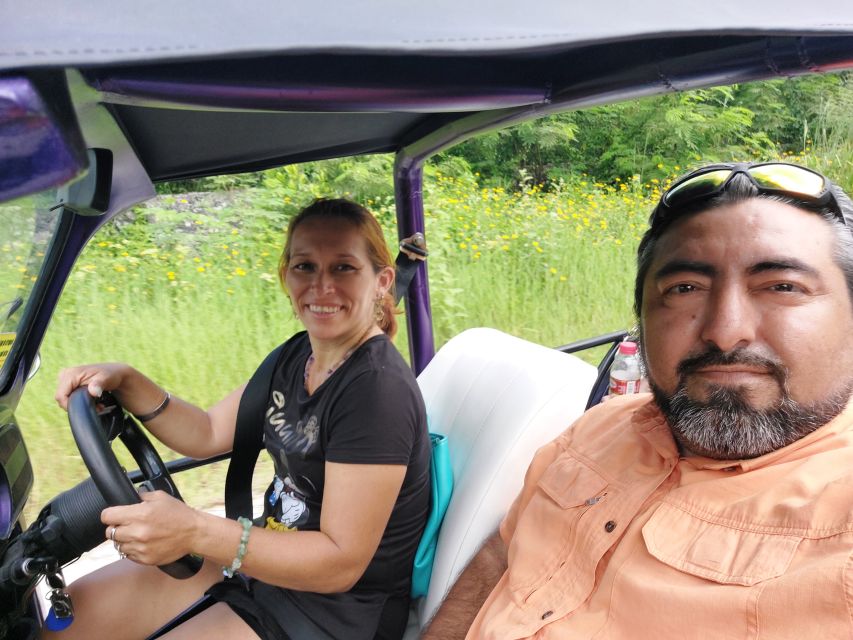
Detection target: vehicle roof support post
<box><xmin>393</xmin><ymin>154</ymin><xmax>434</xmax><ymax>374</ymax></box>
<box><xmin>393</xmin><ymin>104</ymin><xmax>554</xmax><ymax>373</ymax></box>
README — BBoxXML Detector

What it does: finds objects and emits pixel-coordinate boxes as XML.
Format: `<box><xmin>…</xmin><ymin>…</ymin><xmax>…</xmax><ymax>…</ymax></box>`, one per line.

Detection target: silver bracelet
<box><xmin>133</xmin><ymin>391</ymin><xmax>171</xmax><ymax>422</ymax></box>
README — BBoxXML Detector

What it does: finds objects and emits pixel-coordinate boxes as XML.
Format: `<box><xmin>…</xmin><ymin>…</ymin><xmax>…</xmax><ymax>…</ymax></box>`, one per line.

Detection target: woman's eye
<box><xmin>335</xmin><ymin>264</ymin><xmax>356</xmax><ymax>272</ymax></box>
<box><xmin>292</xmin><ymin>262</ymin><xmax>314</xmax><ymax>272</ymax></box>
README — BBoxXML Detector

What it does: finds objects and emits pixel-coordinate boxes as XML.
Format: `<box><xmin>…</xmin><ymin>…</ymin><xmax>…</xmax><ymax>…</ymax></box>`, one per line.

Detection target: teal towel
<box><xmin>411</xmin><ymin>432</ymin><xmax>453</xmax><ymax>598</ymax></box>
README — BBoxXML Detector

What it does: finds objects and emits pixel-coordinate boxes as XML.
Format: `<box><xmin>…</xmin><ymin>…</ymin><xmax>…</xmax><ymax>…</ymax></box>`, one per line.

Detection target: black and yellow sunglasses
<box><xmin>650</xmin><ymin>162</ymin><xmax>844</xmax><ymax>228</ymax></box>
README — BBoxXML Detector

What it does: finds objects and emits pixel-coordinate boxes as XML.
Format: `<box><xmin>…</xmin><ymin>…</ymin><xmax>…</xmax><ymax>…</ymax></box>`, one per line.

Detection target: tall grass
<box><xmin>17</xmin><ymin>150</ymin><xmax>851</xmax><ymax>518</ymax></box>
<box><xmin>417</xmin><ymin>174</ymin><xmax>644</xmax><ymax>345</ymax></box>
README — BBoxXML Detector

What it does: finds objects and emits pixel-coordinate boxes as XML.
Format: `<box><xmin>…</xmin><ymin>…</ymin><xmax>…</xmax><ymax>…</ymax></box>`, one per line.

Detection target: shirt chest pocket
<box><xmin>507</xmin><ymin>457</ymin><xmax>610</xmax><ymax>595</ymax></box>
<box><xmin>537</xmin><ymin>456</ymin><xmax>609</xmax><ymax>508</ymax></box>
<box><xmin>642</xmin><ymin>502</ymin><xmax>801</xmax><ymax>586</ymax></box>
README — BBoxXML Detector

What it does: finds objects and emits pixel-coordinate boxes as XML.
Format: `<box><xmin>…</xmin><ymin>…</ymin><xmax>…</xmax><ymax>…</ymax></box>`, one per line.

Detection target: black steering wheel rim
<box><xmin>67</xmin><ymin>387</ymin><xmax>202</xmax><ymax>579</ymax></box>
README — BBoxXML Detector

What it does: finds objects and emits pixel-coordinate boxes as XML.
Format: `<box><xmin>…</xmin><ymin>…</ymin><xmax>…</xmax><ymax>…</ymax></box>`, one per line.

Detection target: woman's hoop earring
<box><xmin>374</xmin><ymin>293</ymin><xmax>385</xmax><ymax>323</ymax></box>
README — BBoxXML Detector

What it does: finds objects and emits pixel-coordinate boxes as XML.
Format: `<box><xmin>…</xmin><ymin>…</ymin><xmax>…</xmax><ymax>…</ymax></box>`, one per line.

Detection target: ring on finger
<box><xmin>109</xmin><ymin>526</ymin><xmax>117</xmax><ymax>543</ymax></box>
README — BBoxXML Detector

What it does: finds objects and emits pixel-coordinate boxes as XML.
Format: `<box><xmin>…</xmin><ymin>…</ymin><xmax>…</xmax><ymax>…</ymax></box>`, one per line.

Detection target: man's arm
<box><xmin>421</xmin><ymin>531</ymin><xmax>508</xmax><ymax>639</ymax></box>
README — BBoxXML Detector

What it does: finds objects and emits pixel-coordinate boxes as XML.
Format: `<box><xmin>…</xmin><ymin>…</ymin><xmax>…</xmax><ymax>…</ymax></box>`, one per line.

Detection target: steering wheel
<box><xmin>66</xmin><ymin>387</ymin><xmax>202</xmax><ymax>579</ymax></box>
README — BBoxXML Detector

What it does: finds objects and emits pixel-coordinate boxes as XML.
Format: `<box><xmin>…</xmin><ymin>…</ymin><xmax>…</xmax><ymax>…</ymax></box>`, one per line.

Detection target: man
<box><xmin>423</xmin><ymin>162</ymin><xmax>853</xmax><ymax>639</ymax></box>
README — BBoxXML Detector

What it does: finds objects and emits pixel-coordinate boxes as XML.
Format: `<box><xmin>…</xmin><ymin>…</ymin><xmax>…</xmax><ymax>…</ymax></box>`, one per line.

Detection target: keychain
<box><xmin>44</xmin><ymin>571</ymin><xmax>74</xmax><ymax>632</ymax></box>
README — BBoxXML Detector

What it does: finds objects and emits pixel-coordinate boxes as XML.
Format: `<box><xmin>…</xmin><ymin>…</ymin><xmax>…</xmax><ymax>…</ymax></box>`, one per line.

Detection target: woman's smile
<box><xmin>307</xmin><ymin>304</ymin><xmax>344</xmax><ymax>316</ymax></box>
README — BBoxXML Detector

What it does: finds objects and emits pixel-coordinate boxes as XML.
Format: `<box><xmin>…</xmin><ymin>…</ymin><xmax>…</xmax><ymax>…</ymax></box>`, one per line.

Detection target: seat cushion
<box><xmin>412</xmin><ymin>328</ymin><xmax>597</xmax><ymax>629</ymax></box>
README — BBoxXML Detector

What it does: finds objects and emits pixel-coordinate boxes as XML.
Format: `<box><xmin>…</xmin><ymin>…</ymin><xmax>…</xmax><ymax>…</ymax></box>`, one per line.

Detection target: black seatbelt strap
<box><xmin>224</xmin><ymin>343</ymin><xmax>285</xmax><ymax>520</ymax></box>
<box><xmin>395</xmin><ymin>253</ymin><xmax>422</xmax><ymax>305</ymax></box>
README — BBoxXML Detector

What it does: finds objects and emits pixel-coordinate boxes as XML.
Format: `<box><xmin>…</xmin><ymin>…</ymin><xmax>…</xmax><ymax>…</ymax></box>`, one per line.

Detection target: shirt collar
<box><xmin>632</xmin><ymin>398</ymin><xmax>681</xmax><ymax>463</ymax></box>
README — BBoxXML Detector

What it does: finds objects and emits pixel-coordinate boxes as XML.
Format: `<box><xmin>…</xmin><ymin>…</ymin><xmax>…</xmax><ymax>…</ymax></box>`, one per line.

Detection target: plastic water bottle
<box><xmin>608</xmin><ymin>341</ymin><xmax>643</xmax><ymax>395</ymax></box>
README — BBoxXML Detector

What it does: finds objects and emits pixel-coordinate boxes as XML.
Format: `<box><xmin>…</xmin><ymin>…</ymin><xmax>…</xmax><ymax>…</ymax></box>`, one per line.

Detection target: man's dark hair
<box><xmin>633</xmin><ymin>173</ymin><xmax>853</xmax><ymax>318</ymax></box>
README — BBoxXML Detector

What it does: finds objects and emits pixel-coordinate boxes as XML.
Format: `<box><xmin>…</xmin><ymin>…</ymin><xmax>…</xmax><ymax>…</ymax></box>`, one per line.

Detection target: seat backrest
<box><xmin>414</xmin><ymin>328</ymin><xmax>597</xmax><ymax>627</ymax></box>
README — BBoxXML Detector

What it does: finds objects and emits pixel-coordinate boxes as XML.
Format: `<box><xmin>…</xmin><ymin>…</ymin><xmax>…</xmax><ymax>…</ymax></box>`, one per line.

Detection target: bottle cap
<box><xmin>618</xmin><ymin>341</ymin><xmax>638</xmax><ymax>355</ymax></box>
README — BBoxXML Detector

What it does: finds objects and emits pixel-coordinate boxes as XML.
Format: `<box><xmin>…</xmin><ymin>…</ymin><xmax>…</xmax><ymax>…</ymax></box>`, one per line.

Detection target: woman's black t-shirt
<box><xmin>249</xmin><ymin>331</ymin><xmax>430</xmax><ymax>638</ymax></box>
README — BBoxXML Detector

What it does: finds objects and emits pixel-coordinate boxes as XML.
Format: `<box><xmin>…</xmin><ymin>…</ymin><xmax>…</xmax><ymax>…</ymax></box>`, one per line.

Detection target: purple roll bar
<box><xmin>394</xmin><ymin>106</ymin><xmax>546</xmax><ymax>373</ymax></box>
<box><xmin>91</xmin><ymin>77</ymin><xmax>547</xmax><ymax>113</ymax></box>
<box><xmin>393</xmin><ymin>159</ymin><xmax>432</xmax><ymax>374</ymax></box>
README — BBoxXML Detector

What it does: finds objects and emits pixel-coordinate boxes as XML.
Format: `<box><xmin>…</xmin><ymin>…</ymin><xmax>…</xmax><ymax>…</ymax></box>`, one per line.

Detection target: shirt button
<box><xmin>541</xmin><ymin>610</ymin><xmax>554</xmax><ymax>620</ymax></box>
<box><xmin>604</xmin><ymin>520</ymin><xmax>617</xmax><ymax>533</ymax></box>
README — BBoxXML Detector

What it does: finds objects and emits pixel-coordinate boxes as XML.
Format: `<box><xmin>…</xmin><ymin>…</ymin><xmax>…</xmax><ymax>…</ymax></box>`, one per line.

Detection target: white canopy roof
<box><xmin>3</xmin><ymin>0</ymin><xmax>853</xmax><ymax>70</ymax></box>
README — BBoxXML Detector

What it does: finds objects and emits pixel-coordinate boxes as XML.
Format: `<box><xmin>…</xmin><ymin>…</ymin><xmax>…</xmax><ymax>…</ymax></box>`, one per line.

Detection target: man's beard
<box><xmin>648</xmin><ymin>346</ymin><xmax>853</xmax><ymax>460</ymax></box>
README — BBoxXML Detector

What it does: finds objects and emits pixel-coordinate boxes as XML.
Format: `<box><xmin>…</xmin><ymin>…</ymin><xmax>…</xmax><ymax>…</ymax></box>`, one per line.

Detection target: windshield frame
<box><xmin>0</xmin><ymin>193</ymin><xmax>75</xmax><ymax>394</ymax></box>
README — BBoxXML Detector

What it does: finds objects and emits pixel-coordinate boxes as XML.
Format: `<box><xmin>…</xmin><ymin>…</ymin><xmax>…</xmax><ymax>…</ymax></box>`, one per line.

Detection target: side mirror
<box><xmin>26</xmin><ymin>352</ymin><xmax>41</xmax><ymax>382</ymax></box>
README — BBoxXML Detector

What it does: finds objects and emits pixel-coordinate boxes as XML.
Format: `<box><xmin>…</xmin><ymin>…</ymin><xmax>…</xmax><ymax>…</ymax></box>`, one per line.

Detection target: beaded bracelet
<box><xmin>223</xmin><ymin>516</ymin><xmax>253</xmax><ymax>578</ymax></box>
<box><xmin>133</xmin><ymin>391</ymin><xmax>171</xmax><ymax>422</ymax></box>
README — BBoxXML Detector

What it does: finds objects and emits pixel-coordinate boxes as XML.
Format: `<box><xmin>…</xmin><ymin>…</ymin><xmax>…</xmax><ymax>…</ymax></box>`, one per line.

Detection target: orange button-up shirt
<box><xmin>466</xmin><ymin>394</ymin><xmax>853</xmax><ymax>639</ymax></box>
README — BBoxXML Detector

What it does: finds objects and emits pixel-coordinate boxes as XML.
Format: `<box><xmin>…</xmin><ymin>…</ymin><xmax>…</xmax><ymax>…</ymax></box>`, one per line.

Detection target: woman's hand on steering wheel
<box><xmin>55</xmin><ymin>362</ymin><xmax>131</xmax><ymax>410</ymax></box>
<box><xmin>65</xmin><ymin>387</ymin><xmax>203</xmax><ymax>578</ymax></box>
<box><xmin>102</xmin><ymin>491</ymin><xmax>203</xmax><ymax>566</ymax></box>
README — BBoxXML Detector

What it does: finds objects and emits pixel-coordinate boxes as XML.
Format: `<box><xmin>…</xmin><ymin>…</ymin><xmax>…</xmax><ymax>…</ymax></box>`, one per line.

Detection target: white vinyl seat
<box><xmin>403</xmin><ymin>328</ymin><xmax>597</xmax><ymax>636</ymax></box>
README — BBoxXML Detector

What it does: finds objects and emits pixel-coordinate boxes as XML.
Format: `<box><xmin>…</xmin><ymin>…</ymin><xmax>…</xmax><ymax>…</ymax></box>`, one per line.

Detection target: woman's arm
<box><xmin>104</xmin><ymin>461</ymin><xmax>407</xmax><ymax>593</ymax></box>
<box><xmin>56</xmin><ymin>363</ymin><xmax>243</xmax><ymax>459</ymax></box>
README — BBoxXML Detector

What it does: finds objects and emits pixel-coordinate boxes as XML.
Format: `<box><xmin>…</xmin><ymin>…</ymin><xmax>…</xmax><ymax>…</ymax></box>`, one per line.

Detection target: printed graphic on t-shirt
<box><xmin>267</xmin><ymin>389</ymin><xmax>321</xmax><ymax>456</ymax></box>
<box><xmin>264</xmin><ymin>386</ymin><xmax>321</xmax><ymax>530</ymax></box>
<box><xmin>266</xmin><ymin>474</ymin><xmax>310</xmax><ymax>530</ymax></box>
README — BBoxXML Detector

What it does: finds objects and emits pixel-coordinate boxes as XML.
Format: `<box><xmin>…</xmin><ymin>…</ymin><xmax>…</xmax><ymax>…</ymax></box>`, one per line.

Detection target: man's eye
<box><xmin>769</xmin><ymin>283</ymin><xmax>797</xmax><ymax>292</ymax></box>
<box><xmin>666</xmin><ymin>283</ymin><xmax>696</xmax><ymax>295</ymax></box>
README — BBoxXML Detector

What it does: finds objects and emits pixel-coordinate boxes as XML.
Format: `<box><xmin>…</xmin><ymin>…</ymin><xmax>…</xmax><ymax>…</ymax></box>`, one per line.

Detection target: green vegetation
<box><xmin>16</xmin><ymin>74</ymin><xmax>853</xmax><ymax>519</ymax></box>
<box><xmin>444</xmin><ymin>73</ymin><xmax>853</xmax><ymax>191</ymax></box>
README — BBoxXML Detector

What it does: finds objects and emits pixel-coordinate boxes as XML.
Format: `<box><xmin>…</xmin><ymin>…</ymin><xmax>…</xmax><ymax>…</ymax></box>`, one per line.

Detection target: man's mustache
<box><xmin>676</xmin><ymin>347</ymin><xmax>788</xmax><ymax>388</ymax></box>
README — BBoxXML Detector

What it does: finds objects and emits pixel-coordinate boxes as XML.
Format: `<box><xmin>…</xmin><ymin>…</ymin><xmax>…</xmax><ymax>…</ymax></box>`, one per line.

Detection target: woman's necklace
<box><xmin>303</xmin><ymin>351</ymin><xmax>350</xmax><ymax>386</ymax></box>
<box><xmin>304</xmin><ymin>325</ymin><xmax>375</xmax><ymax>391</ymax></box>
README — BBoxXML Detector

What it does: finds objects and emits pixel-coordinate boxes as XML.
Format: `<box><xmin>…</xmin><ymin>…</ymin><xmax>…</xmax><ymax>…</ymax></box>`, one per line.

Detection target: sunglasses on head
<box><xmin>650</xmin><ymin>162</ymin><xmax>844</xmax><ymax>228</ymax></box>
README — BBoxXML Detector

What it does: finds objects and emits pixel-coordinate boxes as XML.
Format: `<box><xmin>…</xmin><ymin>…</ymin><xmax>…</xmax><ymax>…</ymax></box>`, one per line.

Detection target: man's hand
<box><xmin>421</xmin><ymin>531</ymin><xmax>508</xmax><ymax>639</ymax></box>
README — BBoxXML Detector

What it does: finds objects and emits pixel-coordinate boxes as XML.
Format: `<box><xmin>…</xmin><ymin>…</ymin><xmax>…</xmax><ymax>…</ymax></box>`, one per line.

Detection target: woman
<box><xmin>49</xmin><ymin>199</ymin><xmax>431</xmax><ymax>640</ymax></box>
